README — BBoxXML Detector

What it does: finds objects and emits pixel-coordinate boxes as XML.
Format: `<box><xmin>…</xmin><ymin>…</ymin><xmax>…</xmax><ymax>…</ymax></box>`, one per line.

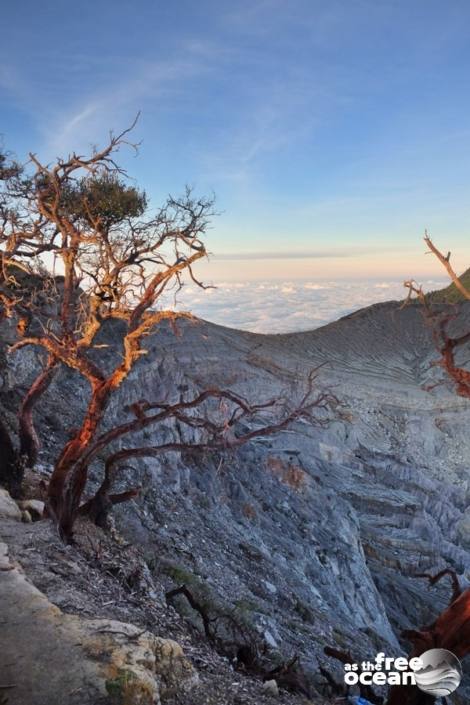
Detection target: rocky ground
<box><xmin>1</xmin><ymin>299</ymin><xmax>470</xmax><ymax>704</ymax></box>
<box><xmin>1</xmin><ymin>496</ymin><xmax>317</xmax><ymax>705</ymax></box>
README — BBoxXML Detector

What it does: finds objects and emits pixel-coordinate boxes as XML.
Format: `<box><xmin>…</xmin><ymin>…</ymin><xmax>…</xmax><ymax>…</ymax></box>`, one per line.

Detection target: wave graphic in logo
<box><xmin>413</xmin><ymin>649</ymin><xmax>462</xmax><ymax>697</ymax></box>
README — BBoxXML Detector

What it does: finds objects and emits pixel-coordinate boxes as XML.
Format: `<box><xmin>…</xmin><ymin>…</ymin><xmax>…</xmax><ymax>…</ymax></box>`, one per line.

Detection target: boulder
<box><xmin>0</xmin><ymin>488</ymin><xmax>22</xmax><ymax>520</ymax></box>
<box><xmin>18</xmin><ymin>499</ymin><xmax>45</xmax><ymax>520</ymax></box>
<box><xmin>0</xmin><ymin>539</ymin><xmax>198</xmax><ymax>705</ymax></box>
<box><xmin>262</xmin><ymin>679</ymin><xmax>279</xmax><ymax>697</ymax></box>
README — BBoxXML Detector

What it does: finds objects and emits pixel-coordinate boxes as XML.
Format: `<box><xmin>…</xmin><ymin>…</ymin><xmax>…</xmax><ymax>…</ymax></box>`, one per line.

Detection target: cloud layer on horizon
<box><xmin>162</xmin><ymin>278</ymin><xmax>448</xmax><ymax>334</ymax></box>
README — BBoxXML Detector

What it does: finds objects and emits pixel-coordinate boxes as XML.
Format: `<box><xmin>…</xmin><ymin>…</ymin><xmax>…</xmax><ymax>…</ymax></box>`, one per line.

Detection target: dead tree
<box><xmin>166</xmin><ymin>583</ymin><xmax>311</xmax><ymax>696</ymax></box>
<box><xmin>0</xmin><ymin>135</ymin><xmax>146</xmax><ymax>493</ymax></box>
<box><xmin>402</xmin><ymin>241</ymin><xmax>470</xmax><ymax>692</ymax></box>
<box><xmin>404</xmin><ymin>232</ymin><xmax>470</xmax><ymax>398</ymax></box>
<box><xmin>1</xmin><ymin>124</ymin><xmax>336</xmax><ymax>539</ymax></box>
<box><xmin>401</xmin><ymin>237</ymin><xmax>470</xmax><ymax>701</ymax></box>
<box><xmin>76</xmin><ymin>374</ymin><xmax>333</xmax><ymax>530</ymax></box>
<box><xmin>400</xmin><ymin>573</ymin><xmax>470</xmax><ymax>659</ymax></box>
<box><xmin>325</xmin><ymin>569</ymin><xmax>469</xmax><ymax>705</ymax></box>
<box><xmin>387</xmin><ymin>569</ymin><xmax>470</xmax><ymax>705</ymax></box>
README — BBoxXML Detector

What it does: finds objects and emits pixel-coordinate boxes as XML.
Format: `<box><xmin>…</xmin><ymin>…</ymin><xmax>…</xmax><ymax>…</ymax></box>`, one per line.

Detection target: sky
<box><xmin>2</xmin><ymin>0</ymin><xmax>470</xmax><ymax>329</ymax></box>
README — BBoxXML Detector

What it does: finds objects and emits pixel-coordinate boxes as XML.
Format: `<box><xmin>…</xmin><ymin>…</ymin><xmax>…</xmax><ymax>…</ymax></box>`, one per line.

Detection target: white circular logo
<box><xmin>413</xmin><ymin>648</ymin><xmax>462</xmax><ymax>697</ymax></box>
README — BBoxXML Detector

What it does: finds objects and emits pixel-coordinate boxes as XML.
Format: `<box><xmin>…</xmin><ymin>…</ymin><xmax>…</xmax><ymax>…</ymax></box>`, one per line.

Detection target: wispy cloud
<box><xmin>50</xmin><ymin>104</ymin><xmax>100</xmax><ymax>152</ymax></box>
<box><xmin>42</xmin><ymin>52</ymin><xmax>216</xmax><ymax>157</ymax></box>
<box><xmin>4</xmin><ymin>0</ymin><xmax>470</xmax><ymax>279</ymax></box>
<box><xmin>211</xmin><ymin>245</ymin><xmax>412</xmax><ymax>260</ymax></box>
<box><xmin>2</xmin><ymin>36</ymin><xmax>222</xmax><ymax>160</ymax></box>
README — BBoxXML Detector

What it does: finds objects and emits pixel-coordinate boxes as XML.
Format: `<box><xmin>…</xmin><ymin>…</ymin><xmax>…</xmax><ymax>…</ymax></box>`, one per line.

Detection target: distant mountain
<box><xmin>426</xmin><ymin>267</ymin><xmax>470</xmax><ymax>303</ymax></box>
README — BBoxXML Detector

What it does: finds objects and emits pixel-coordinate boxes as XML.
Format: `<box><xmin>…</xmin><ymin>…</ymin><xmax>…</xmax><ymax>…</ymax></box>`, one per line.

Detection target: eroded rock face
<box><xmin>1</xmin><ymin>301</ymin><xmax>470</xmax><ymax>699</ymax></box>
<box><xmin>104</xmin><ymin>303</ymin><xmax>470</xmax><ymax>694</ymax></box>
<box><xmin>0</xmin><ymin>530</ymin><xmax>197</xmax><ymax>705</ymax></box>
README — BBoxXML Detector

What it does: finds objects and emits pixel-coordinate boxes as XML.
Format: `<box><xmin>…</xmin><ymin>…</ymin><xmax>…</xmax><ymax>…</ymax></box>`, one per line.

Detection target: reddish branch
<box><xmin>325</xmin><ymin>568</ymin><xmax>469</xmax><ymax>705</ymax></box>
<box><xmin>401</xmin><ymin>569</ymin><xmax>469</xmax><ymax>659</ymax></box>
<box><xmin>78</xmin><ymin>486</ymin><xmax>140</xmax><ymax>528</ymax></box>
<box><xmin>413</xmin><ymin>568</ymin><xmax>462</xmax><ymax>605</ymax></box>
<box><xmin>0</xmin><ymin>125</ymin><xmax>336</xmax><ymax>540</ymax></box>
<box><xmin>0</xmin><ymin>149</ymin><xmax>63</xmax><ymax>493</ymax></box>
<box><xmin>77</xmin><ymin>376</ymin><xmax>335</xmax><ymax>528</ymax></box>
<box><xmin>387</xmin><ymin>569</ymin><xmax>469</xmax><ymax>705</ymax></box>
<box><xmin>18</xmin><ymin>355</ymin><xmax>57</xmax><ymax>466</ymax></box>
<box><xmin>397</xmin><ymin>235</ymin><xmax>470</xmax><ymax>702</ymax></box>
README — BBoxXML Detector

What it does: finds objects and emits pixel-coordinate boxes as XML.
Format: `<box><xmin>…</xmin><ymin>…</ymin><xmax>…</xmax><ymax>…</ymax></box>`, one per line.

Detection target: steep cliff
<box><xmin>1</xmin><ymin>299</ymin><xmax>470</xmax><ymax>703</ymax></box>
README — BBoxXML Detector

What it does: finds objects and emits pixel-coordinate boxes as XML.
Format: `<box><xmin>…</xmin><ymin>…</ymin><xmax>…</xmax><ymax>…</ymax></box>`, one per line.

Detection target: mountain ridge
<box><xmin>426</xmin><ymin>267</ymin><xmax>470</xmax><ymax>303</ymax></box>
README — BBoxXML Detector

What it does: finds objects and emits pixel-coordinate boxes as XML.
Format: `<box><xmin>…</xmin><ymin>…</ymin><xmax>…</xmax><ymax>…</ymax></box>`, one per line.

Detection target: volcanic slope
<box><xmin>3</xmin><ymin>298</ymin><xmax>470</xmax><ymax>701</ymax></box>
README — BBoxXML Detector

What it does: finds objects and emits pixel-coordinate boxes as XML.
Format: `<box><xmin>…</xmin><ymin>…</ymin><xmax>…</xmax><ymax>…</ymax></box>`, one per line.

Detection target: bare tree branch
<box><xmin>0</xmin><ymin>127</ymin><xmax>338</xmax><ymax>540</ymax></box>
<box><xmin>424</xmin><ymin>231</ymin><xmax>470</xmax><ymax>300</ymax></box>
<box><xmin>413</xmin><ymin>568</ymin><xmax>462</xmax><ymax>605</ymax></box>
<box><xmin>18</xmin><ymin>355</ymin><xmax>57</xmax><ymax>467</ymax></box>
<box><xmin>77</xmin><ymin>376</ymin><xmax>336</xmax><ymax>527</ymax></box>
<box><xmin>403</xmin><ymin>235</ymin><xmax>470</xmax><ymax>397</ymax></box>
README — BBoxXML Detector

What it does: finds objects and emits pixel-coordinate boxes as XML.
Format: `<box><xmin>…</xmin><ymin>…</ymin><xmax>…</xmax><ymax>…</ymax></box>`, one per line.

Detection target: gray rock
<box><xmin>3</xmin><ymin>300</ymin><xmax>470</xmax><ymax>699</ymax></box>
<box><xmin>0</xmin><ymin>488</ymin><xmax>22</xmax><ymax>521</ymax></box>
<box><xmin>0</xmin><ymin>537</ymin><xmax>198</xmax><ymax>705</ymax></box>
<box><xmin>262</xmin><ymin>679</ymin><xmax>279</xmax><ymax>696</ymax></box>
<box><xmin>18</xmin><ymin>499</ymin><xmax>45</xmax><ymax>520</ymax></box>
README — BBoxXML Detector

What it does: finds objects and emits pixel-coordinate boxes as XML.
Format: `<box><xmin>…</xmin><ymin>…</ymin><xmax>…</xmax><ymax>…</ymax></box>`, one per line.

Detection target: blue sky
<box><xmin>2</xmin><ymin>0</ymin><xmax>470</xmax><ymax>283</ymax></box>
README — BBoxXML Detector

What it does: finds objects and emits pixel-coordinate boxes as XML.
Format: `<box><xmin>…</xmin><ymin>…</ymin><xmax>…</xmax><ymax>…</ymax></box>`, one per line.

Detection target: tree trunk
<box><xmin>387</xmin><ymin>588</ymin><xmax>470</xmax><ymax>704</ymax></box>
<box><xmin>80</xmin><ymin>487</ymin><xmax>140</xmax><ymax>528</ymax></box>
<box><xmin>0</xmin><ymin>417</ymin><xmax>23</xmax><ymax>497</ymax></box>
<box><xmin>46</xmin><ymin>382</ymin><xmax>111</xmax><ymax>540</ymax></box>
<box><xmin>18</xmin><ymin>358</ymin><xmax>56</xmax><ymax>467</ymax></box>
